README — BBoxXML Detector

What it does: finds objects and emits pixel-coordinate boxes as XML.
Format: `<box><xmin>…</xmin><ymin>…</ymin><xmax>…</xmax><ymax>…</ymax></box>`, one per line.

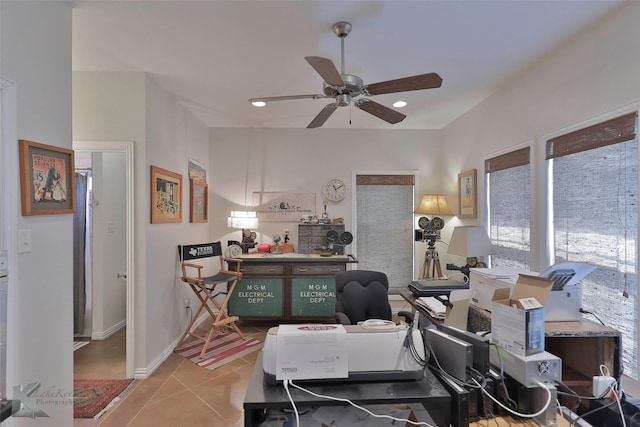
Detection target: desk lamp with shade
<box><xmin>446</xmin><ymin>226</ymin><xmax>496</xmax><ymax>280</ymax></box>
<box><xmin>228</xmin><ymin>210</ymin><xmax>259</xmax><ymax>253</ymax></box>
<box><xmin>414</xmin><ymin>194</ymin><xmax>453</xmax><ymax>279</ymax></box>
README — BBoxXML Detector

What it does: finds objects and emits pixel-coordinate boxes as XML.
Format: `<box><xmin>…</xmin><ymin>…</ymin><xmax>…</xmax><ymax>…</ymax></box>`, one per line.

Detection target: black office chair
<box><xmin>334</xmin><ymin>270</ymin><xmax>413</xmax><ymax>325</ymax></box>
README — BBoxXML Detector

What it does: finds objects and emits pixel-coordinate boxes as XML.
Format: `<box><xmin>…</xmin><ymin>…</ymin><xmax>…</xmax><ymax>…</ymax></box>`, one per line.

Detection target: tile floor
<box><xmin>73</xmin><ymin>322</ymin><xmax>271</xmax><ymax>427</ymax></box>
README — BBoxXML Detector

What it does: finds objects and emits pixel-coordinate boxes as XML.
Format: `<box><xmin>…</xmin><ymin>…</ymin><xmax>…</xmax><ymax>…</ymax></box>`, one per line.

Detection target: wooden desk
<box><xmin>468</xmin><ymin>304</ymin><xmax>622</xmax><ymax>396</ymax></box>
<box><xmin>228</xmin><ymin>253</ymin><xmax>352</xmax><ymax>321</ymax></box>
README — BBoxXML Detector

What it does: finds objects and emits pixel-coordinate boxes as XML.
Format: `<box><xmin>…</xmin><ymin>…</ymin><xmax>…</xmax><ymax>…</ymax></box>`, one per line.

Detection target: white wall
<box><xmin>1</xmin><ymin>1</ymin><xmax>73</xmax><ymax>424</ymax></box>
<box><xmin>208</xmin><ymin>128</ymin><xmax>448</xmax><ymax>274</ymax></box>
<box><xmin>143</xmin><ymin>77</ymin><xmax>212</xmax><ymax>370</ymax></box>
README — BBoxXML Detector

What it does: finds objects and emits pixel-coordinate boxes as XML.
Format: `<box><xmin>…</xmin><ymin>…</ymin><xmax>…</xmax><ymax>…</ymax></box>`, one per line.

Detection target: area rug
<box><xmin>73</xmin><ymin>378</ymin><xmax>134</xmax><ymax>419</ymax></box>
<box><xmin>174</xmin><ymin>331</ymin><xmax>263</xmax><ymax>370</ymax></box>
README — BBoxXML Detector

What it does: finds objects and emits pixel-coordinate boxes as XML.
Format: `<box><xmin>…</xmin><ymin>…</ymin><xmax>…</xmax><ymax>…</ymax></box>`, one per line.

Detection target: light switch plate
<box><xmin>18</xmin><ymin>229</ymin><xmax>32</xmax><ymax>253</ymax></box>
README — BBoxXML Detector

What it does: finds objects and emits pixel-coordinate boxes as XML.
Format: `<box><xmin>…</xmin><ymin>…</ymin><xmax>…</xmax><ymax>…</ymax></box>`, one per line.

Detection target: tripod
<box><xmin>420</xmin><ymin>237</ymin><xmax>442</xmax><ymax>279</ymax></box>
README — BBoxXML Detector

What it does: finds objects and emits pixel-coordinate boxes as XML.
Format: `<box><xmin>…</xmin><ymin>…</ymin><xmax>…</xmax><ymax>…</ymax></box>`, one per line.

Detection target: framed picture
<box><xmin>19</xmin><ymin>139</ymin><xmax>76</xmax><ymax>216</ymax></box>
<box><xmin>189</xmin><ymin>179</ymin><xmax>208</xmax><ymax>223</ymax></box>
<box><xmin>458</xmin><ymin>169</ymin><xmax>477</xmax><ymax>219</ymax></box>
<box><xmin>150</xmin><ymin>165</ymin><xmax>182</xmax><ymax>224</ymax></box>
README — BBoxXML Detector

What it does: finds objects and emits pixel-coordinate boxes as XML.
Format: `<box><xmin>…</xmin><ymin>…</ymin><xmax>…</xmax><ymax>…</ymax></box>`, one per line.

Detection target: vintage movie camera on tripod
<box><xmin>415</xmin><ymin>216</ymin><xmax>445</xmax><ymax>279</ymax></box>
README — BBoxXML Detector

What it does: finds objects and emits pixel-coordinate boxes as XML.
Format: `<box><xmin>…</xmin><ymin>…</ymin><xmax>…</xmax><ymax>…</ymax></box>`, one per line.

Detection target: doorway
<box><xmin>73</xmin><ymin>140</ymin><xmax>135</xmax><ymax>378</ymax></box>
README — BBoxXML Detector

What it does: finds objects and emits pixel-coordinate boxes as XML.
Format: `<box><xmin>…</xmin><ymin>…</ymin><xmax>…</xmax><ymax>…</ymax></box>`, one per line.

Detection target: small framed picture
<box><xmin>150</xmin><ymin>165</ymin><xmax>182</xmax><ymax>224</ymax></box>
<box><xmin>19</xmin><ymin>139</ymin><xmax>76</xmax><ymax>216</ymax></box>
<box><xmin>190</xmin><ymin>179</ymin><xmax>208</xmax><ymax>223</ymax></box>
<box><xmin>458</xmin><ymin>169</ymin><xmax>477</xmax><ymax>219</ymax></box>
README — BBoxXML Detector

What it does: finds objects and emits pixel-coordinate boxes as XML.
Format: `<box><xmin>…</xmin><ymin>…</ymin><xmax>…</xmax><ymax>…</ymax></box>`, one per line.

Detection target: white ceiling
<box><xmin>72</xmin><ymin>0</ymin><xmax>623</xmax><ymax>130</ymax></box>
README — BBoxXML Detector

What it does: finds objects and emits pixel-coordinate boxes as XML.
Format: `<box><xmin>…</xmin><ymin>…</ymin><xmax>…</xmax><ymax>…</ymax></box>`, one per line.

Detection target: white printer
<box><xmin>469</xmin><ymin>262</ymin><xmax>596</xmax><ymax>321</ymax></box>
<box><xmin>262</xmin><ymin>323</ymin><xmax>426</xmax><ymax>385</ymax></box>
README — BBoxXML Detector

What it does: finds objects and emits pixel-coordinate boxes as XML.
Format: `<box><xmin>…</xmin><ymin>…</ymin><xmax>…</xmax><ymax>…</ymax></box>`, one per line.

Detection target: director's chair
<box><xmin>177</xmin><ymin>241</ymin><xmax>245</xmax><ymax>358</ymax></box>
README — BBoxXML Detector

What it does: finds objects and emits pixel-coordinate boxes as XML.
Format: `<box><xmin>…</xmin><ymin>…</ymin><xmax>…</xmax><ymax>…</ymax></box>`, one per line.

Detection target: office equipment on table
<box><xmin>470</xmin><ymin>261</ymin><xmax>596</xmax><ymax>321</ymax></box>
<box><xmin>408</xmin><ymin>277</ymin><xmax>468</xmax><ymax>297</ymax></box>
<box><xmin>440</xmin><ymin>324</ymin><xmax>491</xmax><ymax>376</ymax></box>
<box><xmin>539</xmin><ymin>261</ymin><xmax>596</xmax><ymax>321</ymax></box>
<box><xmin>262</xmin><ymin>323</ymin><xmax>426</xmax><ymax>385</ymax></box>
<box><xmin>425</xmin><ymin>328</ymin><xmax>473</xmax><ymax>382</ymax></box>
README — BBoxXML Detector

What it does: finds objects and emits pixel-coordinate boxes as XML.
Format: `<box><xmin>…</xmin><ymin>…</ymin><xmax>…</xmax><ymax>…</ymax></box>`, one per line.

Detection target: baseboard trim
<box><xmin>134</xmin><ymin>312</ymin><xmax>210</xmax><ymax>379</ymax></box>
<box><xmin>91</xmin><ymin>319</ymin><xmax>126</xmax><ymax>340</ymax></box>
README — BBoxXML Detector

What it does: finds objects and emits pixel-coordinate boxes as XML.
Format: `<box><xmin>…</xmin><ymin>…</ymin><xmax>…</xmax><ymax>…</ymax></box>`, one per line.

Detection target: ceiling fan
<box><xmin>248</xmin><ymin>21</ymin><xmax>443</xmax><ymax>128</ymax></box>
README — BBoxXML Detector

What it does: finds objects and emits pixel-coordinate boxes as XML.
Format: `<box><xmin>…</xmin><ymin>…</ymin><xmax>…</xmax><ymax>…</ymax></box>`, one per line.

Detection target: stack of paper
<box><xmin>416</xmin><ymin>296</ymin><xmax>447</xmax><ymax>319</ymax></box>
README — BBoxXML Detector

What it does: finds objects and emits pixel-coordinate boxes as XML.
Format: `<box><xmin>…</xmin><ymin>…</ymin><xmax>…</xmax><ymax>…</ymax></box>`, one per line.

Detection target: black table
<box><xmin>243</xmin><ymin>352</ymin><xmax>451</xmax><ymax>426</ymax></box>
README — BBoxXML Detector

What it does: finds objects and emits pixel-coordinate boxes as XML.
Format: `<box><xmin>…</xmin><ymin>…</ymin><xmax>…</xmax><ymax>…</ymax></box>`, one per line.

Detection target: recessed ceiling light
<box><xmin>251</xmin><ymin>101</ymin><xmax>266</xmax><ymax>107</ymax></box>
<box><xmin>393</xmin><ymin>101</ymin><xmax>407</xmax><ymax>108</ymax></box>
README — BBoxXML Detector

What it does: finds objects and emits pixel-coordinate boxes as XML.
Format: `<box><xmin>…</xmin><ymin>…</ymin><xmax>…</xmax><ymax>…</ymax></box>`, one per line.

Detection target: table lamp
<box><xmin>446</xmin><ymin>226</ymin><xmax>495</xmax><ymax>279</ymax></box>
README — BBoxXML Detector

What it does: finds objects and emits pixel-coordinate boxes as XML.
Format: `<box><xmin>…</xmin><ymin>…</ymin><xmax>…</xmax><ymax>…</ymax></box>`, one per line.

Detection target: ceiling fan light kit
<box><xmin>247</xmin><ymin>21</ymin><xmax>442</xmax><ymax>128</ymax></box>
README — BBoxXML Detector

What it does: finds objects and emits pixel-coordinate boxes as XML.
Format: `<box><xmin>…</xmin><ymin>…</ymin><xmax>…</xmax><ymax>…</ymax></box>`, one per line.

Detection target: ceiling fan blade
<box><xmin>307</xmin><ymin>103</ymin><xmax>338</xmax><ymax>128</ymax></box>
<box><xmin>248</xmin><ymin>94</ymin><xmax>326</xmax><ymax>103</ymax></box>
<box><xmin>305</xmin><ymin>56</ymin><xmax>345</xmax><ymax>87</ymax></box>
<box><xmin>356</xmin><ymin>99</ymin><xmax>406</xmax><ymax>124</ymax></box>
<box><xmin>365</xmin><ymin>72</ymin><xmax>443</xmax><ymax>95</ymax></box>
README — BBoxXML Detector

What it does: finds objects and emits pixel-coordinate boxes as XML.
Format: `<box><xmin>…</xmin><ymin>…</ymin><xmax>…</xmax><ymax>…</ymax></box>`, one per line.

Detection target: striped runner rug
<box><xmin>174</xmin><ymin>332</ymin><xmax>262</xmax><ymax>370</ymax></box>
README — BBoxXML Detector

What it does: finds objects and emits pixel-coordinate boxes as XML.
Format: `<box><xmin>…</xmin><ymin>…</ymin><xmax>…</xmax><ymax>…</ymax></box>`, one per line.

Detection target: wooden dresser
<box><xmin>227</xmin><ymin>253</ymin><xmax>352</xmax><ymax>321</ymax></box>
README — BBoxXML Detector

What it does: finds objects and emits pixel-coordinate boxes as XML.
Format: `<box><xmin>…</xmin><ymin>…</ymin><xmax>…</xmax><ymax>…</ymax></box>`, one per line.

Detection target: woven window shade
<box><xmin>546</xmin><ymin>112</ymin><xmax>637</xmax><ymax>160</ymax></box>
<box><xmin>355</xmin><ymin>174</ymin><xmax>414</xmax><ymax>288</ymax></box>
<box><xmin>485</xmin><ymin>147</ymin><xmax>530</xmax><ymax>174</ymax></box>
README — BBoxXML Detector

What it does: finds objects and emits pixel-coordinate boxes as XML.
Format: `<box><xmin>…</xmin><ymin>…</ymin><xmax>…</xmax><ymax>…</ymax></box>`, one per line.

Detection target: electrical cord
<box><xmin>601</xmin><ymin>364</ymin><xmax>627</xmax><ymax>427</ymax></box>
<box><xmin>579</xmin><ymin>308</ymin><xmax>606</xmax><ymax>326</ymax></box>
<box><xmin>569</xmin><ymin>398</ymin><xmax>617</xmax><ymax>426</ymax></box>
<box><xmin>286</xmin><ymin>379</ymin><xmax>438</xmax><ymax>427</ymax></box>
<box><xmin>282</xmin><ymin>380</ymin><xmax>300</xmax><ymax>427</ymax></box>
<box><xmin>489</xmin><ymin>343</ymin><xmax>518</xmax><ymax>410</ymax></box>
<box><xmin>404</xmin><ymin>322</ymin><xmax>427</xmax><ymax>367</ymax></box>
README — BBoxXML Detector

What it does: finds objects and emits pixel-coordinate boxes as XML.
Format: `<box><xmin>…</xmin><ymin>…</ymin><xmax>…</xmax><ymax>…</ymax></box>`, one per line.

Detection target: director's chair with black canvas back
<box><xmin>177</xmin><ymin>241</ymin><xmax>245</xmax><ymax>358</ymax></box>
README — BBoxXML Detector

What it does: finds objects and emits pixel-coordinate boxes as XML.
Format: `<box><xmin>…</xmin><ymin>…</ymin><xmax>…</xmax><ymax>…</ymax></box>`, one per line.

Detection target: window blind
<box><xmin>549</xmin><ymin>111</ymin><xmax>638</xmax><ymax>378</ymax></box>
<box><xmin>486</xmin><ymin>147</ymin><xmax>531</xmax><ymax>269</ymax></box>
<box><xmin>546</xmin><ymin>112</ymin><xmax>637</xmax><ymax>159</ymax></box>
<box><xmin>355</xmin><ymin>174</ymin><xmax>414</xmax><ymax>289</ymax></box>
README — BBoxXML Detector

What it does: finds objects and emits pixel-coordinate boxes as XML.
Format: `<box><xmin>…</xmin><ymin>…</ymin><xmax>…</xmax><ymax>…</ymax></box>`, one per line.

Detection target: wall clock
<box><xmin>322</xmin><ymin>178</ymin><xmax>346</xmax><ymax>202</ymax></box>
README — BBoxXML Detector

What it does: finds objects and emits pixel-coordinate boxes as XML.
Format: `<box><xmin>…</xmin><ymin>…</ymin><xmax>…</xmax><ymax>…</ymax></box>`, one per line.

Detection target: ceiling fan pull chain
<box><xmin>349</xmin><ymin>103</ymin><xmax>352</xmax><ymax>125</ymax></box>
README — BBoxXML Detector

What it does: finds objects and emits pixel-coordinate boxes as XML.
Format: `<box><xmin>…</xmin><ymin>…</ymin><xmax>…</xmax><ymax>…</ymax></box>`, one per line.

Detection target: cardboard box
<box><xmin>490</xmin><ymin>274</ymin><xmax>553</xmax><ymax>356</ymax></box>
<box><xmin>469</xmin><ymin>267</ymin><xmax>533</xmax><ymax>311</ymax></box>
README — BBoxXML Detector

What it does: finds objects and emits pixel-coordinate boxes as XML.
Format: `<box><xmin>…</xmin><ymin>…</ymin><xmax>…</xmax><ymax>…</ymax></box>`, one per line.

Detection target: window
<box><xmin>548</xmin><ymin>112</ymin><xmax>638</xmax><ymax>379</ymax></box>
<box><xmin>355</xmin><ymin>174</ymin><xmax>414</xmax><ymax>289</ymax></box>
<box><xmin>485</xmin><ymin>147</ymin><xmax>531</xmax><ymax>269</ymax></box>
